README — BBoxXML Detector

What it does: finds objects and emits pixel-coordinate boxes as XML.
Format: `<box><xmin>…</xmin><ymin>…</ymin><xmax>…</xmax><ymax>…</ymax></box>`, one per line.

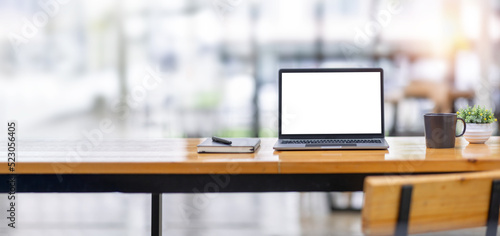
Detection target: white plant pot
<box><xmin>463</xmin><ymin>123</ymin><xmax>494</xmax><ymax>144</ymax></box>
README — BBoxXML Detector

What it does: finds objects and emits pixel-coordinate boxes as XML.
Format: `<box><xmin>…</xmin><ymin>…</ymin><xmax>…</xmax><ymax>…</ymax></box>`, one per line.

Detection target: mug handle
<box><xmin>456</xmin><ymin>117</ymin><xmax>466</xmax><ymax>137</ymax></box>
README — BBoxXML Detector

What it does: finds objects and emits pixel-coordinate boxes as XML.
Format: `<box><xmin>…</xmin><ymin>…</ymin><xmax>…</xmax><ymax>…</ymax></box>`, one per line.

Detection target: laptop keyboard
<box><xmin>282</xmin><ymin>139</ymin><xmax>382</xmax><ymax>144</ymax></box>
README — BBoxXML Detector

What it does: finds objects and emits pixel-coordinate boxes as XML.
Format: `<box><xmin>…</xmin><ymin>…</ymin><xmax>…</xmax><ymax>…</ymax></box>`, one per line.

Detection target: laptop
<box><xmin>273</xmin><ymin>68</ymin><xmax>389</xmax><ymax>150</ymax></box>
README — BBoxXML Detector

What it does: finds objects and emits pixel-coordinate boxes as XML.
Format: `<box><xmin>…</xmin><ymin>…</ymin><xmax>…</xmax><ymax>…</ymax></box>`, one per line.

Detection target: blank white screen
<box><xmin>281</xmin><ymin>72</ymin><xmax>382</xmax><ymax>134</ymax></box>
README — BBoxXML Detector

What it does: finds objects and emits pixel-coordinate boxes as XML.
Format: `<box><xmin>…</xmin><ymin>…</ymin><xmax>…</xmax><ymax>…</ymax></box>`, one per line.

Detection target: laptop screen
<box><xmin>281</xmin><ymin>70</ymin><xmax>383</xmax><ymax>135</ymax></box>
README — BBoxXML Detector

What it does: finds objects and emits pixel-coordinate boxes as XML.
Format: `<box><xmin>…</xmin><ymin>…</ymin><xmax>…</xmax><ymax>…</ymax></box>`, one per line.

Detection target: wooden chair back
<box><xmin>362</xmin><ymin>171</ymin><xmax>500</xmax><ymax>236</ymax></box>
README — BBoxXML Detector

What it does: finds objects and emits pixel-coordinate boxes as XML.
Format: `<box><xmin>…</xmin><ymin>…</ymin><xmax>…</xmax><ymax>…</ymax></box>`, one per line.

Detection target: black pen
<box><xmin>212</xmin><ymin>136</ymin><xmax>232</xmax><ymax>145</ymax></box>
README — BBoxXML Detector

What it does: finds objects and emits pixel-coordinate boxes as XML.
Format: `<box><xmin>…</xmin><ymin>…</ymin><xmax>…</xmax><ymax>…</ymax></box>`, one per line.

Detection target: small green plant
<box><xmin>457</xmin><ymin>105</ymin><xmax>497</xmax><ymax>124</ymax></box>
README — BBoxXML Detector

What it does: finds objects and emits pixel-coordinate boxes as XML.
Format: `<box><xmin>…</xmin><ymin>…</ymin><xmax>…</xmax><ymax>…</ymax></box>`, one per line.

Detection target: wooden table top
<box><xmin>2</xmin><ymin>137</ymin><xmax>500</xmax><ymax>174</ymax></box>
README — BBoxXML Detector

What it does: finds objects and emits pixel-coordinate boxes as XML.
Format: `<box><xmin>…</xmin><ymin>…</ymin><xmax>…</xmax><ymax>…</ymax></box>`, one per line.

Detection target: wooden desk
<box><xmin>4</xmin><ymin>137</ymin><xmax>500</xmax><ymax>175</ymax></box>
<box><xmin>1</xmin><ymin>137</ymin><xmax>499</xmax><ymax>235</ymax></box>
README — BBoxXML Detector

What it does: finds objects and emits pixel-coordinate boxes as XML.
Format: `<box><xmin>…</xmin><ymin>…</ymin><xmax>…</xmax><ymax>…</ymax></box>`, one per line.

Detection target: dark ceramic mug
<box><xmin>424</xmin><ymin>113</ymin><xmax>466</xmax><ymax>148</ymax></box>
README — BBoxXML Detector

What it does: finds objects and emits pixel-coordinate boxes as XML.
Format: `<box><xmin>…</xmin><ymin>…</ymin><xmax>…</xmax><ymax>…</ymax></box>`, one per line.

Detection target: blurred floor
<box><xmin>0</xmin><ymin>192</ymin><xmax>492</xmax><ymax>235</ymax></box>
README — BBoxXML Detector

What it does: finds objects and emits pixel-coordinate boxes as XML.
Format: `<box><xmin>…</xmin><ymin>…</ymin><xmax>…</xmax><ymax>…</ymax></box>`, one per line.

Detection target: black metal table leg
<box><xmin>152</xmin><ymin>193</ymin><xmax>162</xmax><ymax>236</ymax></box>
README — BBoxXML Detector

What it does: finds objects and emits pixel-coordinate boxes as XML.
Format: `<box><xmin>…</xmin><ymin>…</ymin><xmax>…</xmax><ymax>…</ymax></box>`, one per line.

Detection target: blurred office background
<box><xmin>1</xmin><ymin>0</ymin><xmax>500</xmax><ymax>138</ymax></box>
<box><xmin>2</xmin><ymin>0</ymin><xmax>500</xmax><ymax>235</ymax></box>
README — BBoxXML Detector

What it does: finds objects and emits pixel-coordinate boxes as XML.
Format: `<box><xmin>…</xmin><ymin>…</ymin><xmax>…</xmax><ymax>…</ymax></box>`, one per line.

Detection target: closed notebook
<box><xmin>197</xmin><ymin>138</ymin><xmax>261</xmax><ymax>153</ymax></box>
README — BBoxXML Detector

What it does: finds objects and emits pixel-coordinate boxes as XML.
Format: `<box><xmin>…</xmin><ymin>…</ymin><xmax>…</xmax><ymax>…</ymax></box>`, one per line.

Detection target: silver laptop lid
<box><xmin>279</xmin><ymin>68</ymin><xmax>385</xmax><ymax>139</ymax></box>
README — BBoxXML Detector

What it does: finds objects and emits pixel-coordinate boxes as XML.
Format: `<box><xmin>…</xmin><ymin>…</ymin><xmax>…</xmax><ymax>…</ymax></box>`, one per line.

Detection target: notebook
<box><xmin>198</xmin><ymin>138</ymin><xmax>261</xmax><ymax>153</ymax></box>
<box><xmin>273</xmin><ymin>68</ymin><xmax>389</xmax><ymax>150</ymax></box>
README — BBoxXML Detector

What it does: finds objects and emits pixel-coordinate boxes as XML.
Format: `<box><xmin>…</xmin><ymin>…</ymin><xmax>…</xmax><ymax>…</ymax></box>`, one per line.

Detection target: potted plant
<box><xmin>457</xmin><ymin>105</ymin><xmax>497</xmax><ymax>144</ymax></box>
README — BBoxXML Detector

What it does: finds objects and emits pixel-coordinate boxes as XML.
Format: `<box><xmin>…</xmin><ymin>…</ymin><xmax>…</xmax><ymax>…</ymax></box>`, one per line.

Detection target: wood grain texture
<box><xmin>362</xmin><ymin>170</ymin><xmax>500</xmax><ymax>235</ymax></box>
<box><xmin>2</xmin><ymin>138</ymin><xmax>279</xmax><ymax>174</ymax></box>
<box><xmin>278</xmin><ymin>137</ymin><xmax>500</xmax><ymax>173</ymax></box>
<box><xmin>1</xmin><ymin>137</ymin><xmax>499</xmax><ymax>174</ymax></box>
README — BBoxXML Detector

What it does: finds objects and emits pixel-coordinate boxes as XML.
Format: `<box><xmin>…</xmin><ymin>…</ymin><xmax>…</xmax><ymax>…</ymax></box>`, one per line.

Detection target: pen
<box><xmin>212</xmin><ymin>136</ymin><xmax>232</xmax><ymax>145</ymax></box>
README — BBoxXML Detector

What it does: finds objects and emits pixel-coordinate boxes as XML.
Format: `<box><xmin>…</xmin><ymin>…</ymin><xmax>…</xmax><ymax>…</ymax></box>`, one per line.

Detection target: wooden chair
<box><xmin>362</xmin><ymin>171</ymin><xmax>500</xmax><ymax>236</ymax></box>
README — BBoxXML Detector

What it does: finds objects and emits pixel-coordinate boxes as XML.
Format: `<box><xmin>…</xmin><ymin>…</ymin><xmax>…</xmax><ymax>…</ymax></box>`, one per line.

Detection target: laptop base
<box><xmin>273</xmin><ymin>139</ymin><xmax>389</xmax><ymax>150</ymax></box>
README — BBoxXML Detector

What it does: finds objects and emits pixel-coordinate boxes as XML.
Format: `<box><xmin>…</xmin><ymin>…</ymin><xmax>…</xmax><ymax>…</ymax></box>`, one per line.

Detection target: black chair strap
<box><xmin>486</xmin><ymin>179</ymin><xmax>500</xmax><ymax>236</ymax></box>
<box><xmin>395</xmin><ymin>185</ymin><xmax>413</xmax><ymax>236</ymax></box>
